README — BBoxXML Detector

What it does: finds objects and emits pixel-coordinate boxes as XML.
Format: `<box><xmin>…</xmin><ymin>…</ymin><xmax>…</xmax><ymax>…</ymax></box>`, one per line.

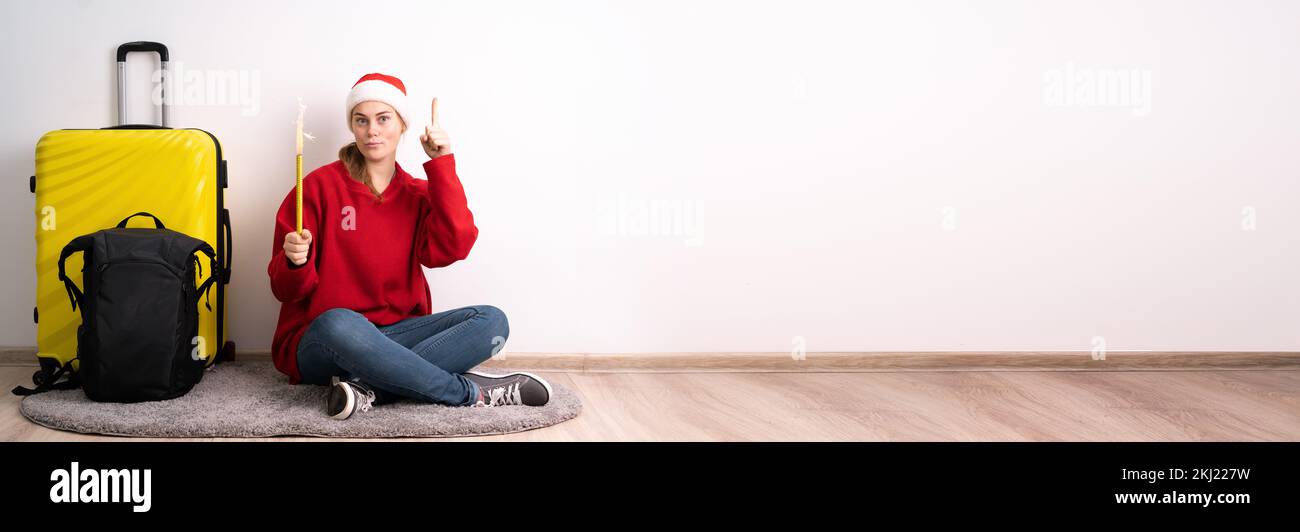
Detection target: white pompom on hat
<box><xmin>346</xmin><ymin>73</ymin><xmax>409</xmax><ymax>130</ymax></box>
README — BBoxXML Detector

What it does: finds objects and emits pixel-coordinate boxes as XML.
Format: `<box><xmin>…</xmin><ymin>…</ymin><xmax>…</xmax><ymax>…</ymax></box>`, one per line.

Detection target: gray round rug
<box><xmin>20</xmin><ymin>360</ymin><xmax>583</xmax><ymax>438</ymax></box>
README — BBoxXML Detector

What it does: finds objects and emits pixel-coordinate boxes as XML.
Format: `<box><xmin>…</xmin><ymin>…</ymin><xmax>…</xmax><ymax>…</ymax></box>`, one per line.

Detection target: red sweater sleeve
<box><xmin>416</xmin><ymin>154</ymin><xmax>479</xmax><ymax>268</ymax></box>
<box><xmin>267</xmin><ymin>182</ymin><xmax>320</xmax><ymax>302</ymax></box>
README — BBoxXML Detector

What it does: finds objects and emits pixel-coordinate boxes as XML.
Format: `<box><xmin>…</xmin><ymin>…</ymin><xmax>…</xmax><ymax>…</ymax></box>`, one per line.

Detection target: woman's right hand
<box><xmin>284</xmin><ymin>228</ymin><xmax>312</xmax><ymax>266</ymax></box>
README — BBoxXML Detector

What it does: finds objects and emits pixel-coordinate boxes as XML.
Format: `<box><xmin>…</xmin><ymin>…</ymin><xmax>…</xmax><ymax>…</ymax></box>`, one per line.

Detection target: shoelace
<box><xmin>482</xmin><ymin>381</ymin><xmax>522</xmax><ymax>407</ymax></box>
<box><xmin>349</xmin><ymin>382</ymin><xmax>377</xmax><ymax>413</ymax></box>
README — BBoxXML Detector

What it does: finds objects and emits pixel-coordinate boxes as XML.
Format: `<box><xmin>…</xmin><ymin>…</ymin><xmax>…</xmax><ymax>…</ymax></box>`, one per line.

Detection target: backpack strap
<box><xmin>56</xmin><ymin>234</ymin><xmax>96</xmax><ymax>313</ymax></box>
<box><xmin>11</xmin><ymin>357</ymin><xmax>81</xmax><ymax>396</ymax></box>
<box><xmin>193</xmin><ymin>243</ymin><xmax>218</xmax><ymax>312</ymax></box>
<box><xmin>24</xmin><ymin>233</ymin><xmax>98</xmax><ymax>397</ymax></box>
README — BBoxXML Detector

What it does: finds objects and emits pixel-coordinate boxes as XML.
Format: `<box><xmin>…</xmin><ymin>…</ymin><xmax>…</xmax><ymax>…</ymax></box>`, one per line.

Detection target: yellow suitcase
<box><xmin>25</xmin><ymin>42</ymin><xmax>233</xmax><ymax>390</ymax></box>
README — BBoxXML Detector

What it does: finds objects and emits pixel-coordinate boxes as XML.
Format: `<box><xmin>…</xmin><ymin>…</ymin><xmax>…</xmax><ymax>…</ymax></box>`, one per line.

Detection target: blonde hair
<box><xmin>338</xmin><ymin>143</ymin><xmax>385</xmax><ymax>203</ymax></box>
<box><xmin>339</xmin><ymin>112</ymin><xmax>406</xmax><ymax>203</ymax></box>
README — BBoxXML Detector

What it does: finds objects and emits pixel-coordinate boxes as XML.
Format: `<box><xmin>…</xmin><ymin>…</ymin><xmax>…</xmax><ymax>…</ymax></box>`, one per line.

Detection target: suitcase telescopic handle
<box><xmin>116</xmin><ymin>41</ymin><xmax>170</xmax><ymax>128</ymax></box>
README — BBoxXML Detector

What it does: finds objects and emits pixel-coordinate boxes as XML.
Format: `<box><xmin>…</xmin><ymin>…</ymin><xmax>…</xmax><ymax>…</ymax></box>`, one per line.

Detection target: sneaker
<box><xmin>326</xmin><ymin>376</ymin><xmax>378</xmax><ymax>420</ymax></box>
<box><xmin>464</xmin><ymin>371</ymin><xmax>552</xmax><ymax>407</ymax></box>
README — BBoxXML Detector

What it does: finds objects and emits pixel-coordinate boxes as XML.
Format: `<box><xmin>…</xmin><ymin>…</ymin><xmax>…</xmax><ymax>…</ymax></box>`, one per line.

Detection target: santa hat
<box><xmin>346</xmin><ymin>73</ymin><xmax>409</xmax><ymax>130</ymax></box>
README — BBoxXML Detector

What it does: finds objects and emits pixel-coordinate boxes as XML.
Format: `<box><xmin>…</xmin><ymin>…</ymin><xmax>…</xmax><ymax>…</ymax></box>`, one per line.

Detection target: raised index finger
<box><xmin>431</xmin><ymin>97</ymin><xmax>439</xmax><ymax>126</ymax></box>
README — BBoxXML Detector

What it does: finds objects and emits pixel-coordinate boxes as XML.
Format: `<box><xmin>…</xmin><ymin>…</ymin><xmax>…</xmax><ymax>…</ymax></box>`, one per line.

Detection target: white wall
<box><xmin>1</xmin><ymin>0</ymin><xmax>1296</xmax><ymax>354</ymax></box>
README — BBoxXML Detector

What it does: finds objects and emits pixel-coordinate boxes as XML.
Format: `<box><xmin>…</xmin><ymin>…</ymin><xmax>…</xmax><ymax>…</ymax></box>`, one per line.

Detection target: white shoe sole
<box><xmin>465</xmin><ymin>370</ymin><xmax>553</xmax><ymax>406</ymax></box>
<box><xmin>329</xmin><ymin>381</ymin><xmax>355</xmax><ymax>420</ymax></box>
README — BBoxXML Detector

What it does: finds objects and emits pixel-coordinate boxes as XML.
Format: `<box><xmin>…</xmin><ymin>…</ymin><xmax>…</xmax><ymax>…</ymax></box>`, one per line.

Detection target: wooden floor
<box><xmin>2</xmin><ymin>365</ymin><xmax>1297</xmax><ymax>441</ymax></box>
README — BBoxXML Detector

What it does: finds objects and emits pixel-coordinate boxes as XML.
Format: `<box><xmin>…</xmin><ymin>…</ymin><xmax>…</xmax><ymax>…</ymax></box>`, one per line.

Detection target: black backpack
<box><xmin>16</xmin><ymin>212</ymin><xmax>219</xmax><ymax>402</ymax></box>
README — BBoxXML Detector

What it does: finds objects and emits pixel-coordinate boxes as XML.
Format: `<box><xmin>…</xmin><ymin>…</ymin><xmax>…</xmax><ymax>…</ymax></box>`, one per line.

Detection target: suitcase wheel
<box><xmin>219</xmin><ymin>341</ymin><xmax>236</xmax><ymax>363</ymax></box>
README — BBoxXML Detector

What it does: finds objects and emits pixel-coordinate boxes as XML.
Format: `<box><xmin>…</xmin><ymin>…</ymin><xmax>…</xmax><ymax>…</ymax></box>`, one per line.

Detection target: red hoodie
<box><xmin>267</xmin><ymin>154</ymin><xmax>477</xmax><ymax>384</ymax></box>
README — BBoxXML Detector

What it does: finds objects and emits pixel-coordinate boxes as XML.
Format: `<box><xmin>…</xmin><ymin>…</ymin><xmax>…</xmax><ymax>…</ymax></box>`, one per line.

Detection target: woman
<box><xmin>267</xmin><ymin>73</ymin><xmax>551</xmax><ymax>420</ymax></box>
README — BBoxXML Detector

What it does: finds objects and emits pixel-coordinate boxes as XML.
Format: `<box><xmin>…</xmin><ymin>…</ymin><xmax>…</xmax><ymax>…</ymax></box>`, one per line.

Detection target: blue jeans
<box><xmin>296</xmin><ymin>305</ymin><xmax>509</xmax><ymax>406</ymax></box>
